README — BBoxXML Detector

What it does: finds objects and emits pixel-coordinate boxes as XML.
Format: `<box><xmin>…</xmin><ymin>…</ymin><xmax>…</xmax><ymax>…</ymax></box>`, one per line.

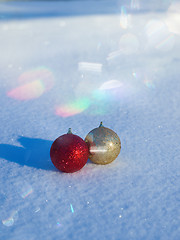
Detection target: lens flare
<box><xmin>35</xmin><ymin>208</ymin><xmax>40</xmax><ymax>213</ymax></box>
<box><xmin>145</xmin><ymin>20</ymin><xmax>174</xmax><ymax>51</ymax></box>
<box><xmin>156</xmin><ymin>34</ymin><xmax>174</xmax><ymax>51</ymax></box>
<box><xmin>56</xmin><ymin>221</ymin><xmax>61</xmax><ymax>227</ymax></box>
<box><xmin>2</xmin><ymin>217</ymin><xmax>14</xmax><ymax>227</ymax></box>
<box><xmin>95</xmin><ymin>80</ymin><xmax>134</xmax><ymax>101</ymax></box>
<box><xmin>55</xmin><ymin>98</ymin><xmax>91</xmax><ymax>117</ymax></box>
<box><xmin>7</xmin><ymin>67</ymin><xmax>54</xmax><ymax>100</ymax></box>
<box><xmin>2</xmin><ymin>211</ymin><xmax>18</xmax><ymax>227</ymax></box>
<box><xmin>55</xmin><ymin>78</ymin><xmax>137</xmax><ymax>118</ymax></box>
<box><xmin>78</xmin><ymin>62</ymin><xmax>102</xmax><ymax>73</ymax></box>
<box><xmin>7</xmin><ymin>80</ymin><xmax>45</xmax><ymax>100</ymax></box>
<box><xmin>106</xmin><ymin>50</ymin><xmax>121</xmax><ymax>61</ymax></box>
<box><xmin>21</xmin><ymin>187</ymin><xmax>33</xmax><ymax>198</ymax></box>
<box><xmin>99</xmin><ymin>80</ymin><xmax>123</xmax><ymax>90</ymax></box>
<box><xmin>70</xmin><ymin>204</ymin><xmax>74</xmax><ymax>213</ymax></box>
<box><xmin>120</xmin><ymin>6</ymin><xmax>131</xmax><ymax>29</ymax></box>
<box><xmin>165</xmin><ymin>2</ymin><xmax>180</xmax><ymax>35</ymax></box>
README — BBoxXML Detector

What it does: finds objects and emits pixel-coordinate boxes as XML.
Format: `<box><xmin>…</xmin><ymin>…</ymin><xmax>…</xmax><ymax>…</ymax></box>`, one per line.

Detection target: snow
<box><xmin>0</xmin><ymin>0</ymin><xmax>180</xmax><ymax>239</ymax></box>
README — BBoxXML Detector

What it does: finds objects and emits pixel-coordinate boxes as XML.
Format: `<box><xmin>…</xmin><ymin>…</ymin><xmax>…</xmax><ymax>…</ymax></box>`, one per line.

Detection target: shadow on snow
<box><xmin>0</xmin><ymin>136</ymin><xmax>56</xmax><ymax>171</ymax></box>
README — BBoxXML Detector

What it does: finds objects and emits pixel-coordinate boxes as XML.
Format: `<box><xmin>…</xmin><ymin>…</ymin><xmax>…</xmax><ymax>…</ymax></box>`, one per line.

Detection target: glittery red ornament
<box><xmin>50</xmin><ymin>128</ymin><xmax>89</xmax><ymax>173</ymax></box>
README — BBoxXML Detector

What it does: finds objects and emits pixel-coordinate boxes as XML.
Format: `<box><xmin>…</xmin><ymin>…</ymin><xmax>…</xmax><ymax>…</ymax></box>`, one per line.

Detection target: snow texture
<box><xmin>0</xmin><ymin>0</ymin><xmax>180</xmax><ymax>239</ymax></box>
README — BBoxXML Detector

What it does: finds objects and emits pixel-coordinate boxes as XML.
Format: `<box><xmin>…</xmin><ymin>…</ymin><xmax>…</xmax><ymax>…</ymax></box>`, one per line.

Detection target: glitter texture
<box><xmin>85</xmin><ymin>122</ymin><xmax>121</xmax><ymax>165</ymax></box>
<box><xmin>50</xmin><ymin>131</ymin><xmax>89</xmax><ymax>173</ymax></box>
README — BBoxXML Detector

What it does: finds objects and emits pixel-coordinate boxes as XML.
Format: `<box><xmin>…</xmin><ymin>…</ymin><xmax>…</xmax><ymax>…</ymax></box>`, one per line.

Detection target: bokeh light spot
<box><xmin>99</xmin><ymin>80</ymin><xmax>123</xmax><ymax>90</ymax></box>
<box><xmin>7</xmin><ymin>67</ymin><xmax>54</xmax><ymax>100</ymax></box>
<box><xmin>2</xmin><ymin>217</ymin><xmax>14</xmax><ymax>227</ymax></box>
<box><xmin>55</xmin><ymin>98</ymin><xmax>91</xmax><ymax>117</ymax></box>
<box><xmin>2</xmin><ymin>211</ymin><xmax>18</xmax><ymax>227</ymax></box>
<box><xmin>96</xmin><ymin>80</ymin><xmax>134</xmax><ymax>101</ymax></box>
<box><xmin>7</xmin><ymin>80</ymin><xmax>45</xmax><ymax>100</ymax></box>
<box><xmin>165</xmin><ymin>2</ymin><xmax>180</xmax><ymax>35</ymax></box>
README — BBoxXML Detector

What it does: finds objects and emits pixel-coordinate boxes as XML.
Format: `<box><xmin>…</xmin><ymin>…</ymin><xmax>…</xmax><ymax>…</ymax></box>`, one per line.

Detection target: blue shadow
<box><xmin>0</xmin><ymin>136</ymin><xmax>56</xmax><ymax>171</ymax></box>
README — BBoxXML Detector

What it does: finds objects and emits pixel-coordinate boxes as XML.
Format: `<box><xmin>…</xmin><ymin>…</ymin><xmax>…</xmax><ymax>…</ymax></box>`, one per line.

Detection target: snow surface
<box><xmin>0</xmin><ymin>0</ymin><xmax>180</xmax><ymax>239</ymax></box>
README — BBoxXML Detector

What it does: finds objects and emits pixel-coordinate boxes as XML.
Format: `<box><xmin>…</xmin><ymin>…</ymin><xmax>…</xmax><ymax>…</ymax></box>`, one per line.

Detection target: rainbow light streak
<box><xmin>21</xmin><ymin>187</ymin><xmax>33</xmax><ymax>198</ymax></box>
<box><xmin>121</xmin><ymin>6</ymin><xmax>127</xmax><ymax>15</ymax></box>
<box><xmin>120</xmin><ymin>6</ymin><xmax>130</xmax><ymax>29</ymax></box>
<box><xmin>145</xmin><ymin>20</ymin><xmax>174</xmax><ymax>51</ymax></box>
<box><xmin>56</xmin><ymin>98</ymin><xmax>91</xmax><ymax>117</ymax></box>
<box><xmin>70</xmin><ymin>204</ymin><xmax>74</xmax><ymax>213</ymax></box>
<box><xmin>2</xmin><ymin>217</ymin><xmax>14</xmax><ymax>227</ymax></box>
<box><xmin>7</xmin><ymin>67</ymin><xmax>54</xmax><ymax>100</ymax></box>
<box><xmin>78</xmin><ymin>62</ymin><xmax>102</xmax><ymax>73</ymax></box>
<box><xmin>155</xmin><ymin>34</ymin><xmax>174</xmax><ymax>50</ymax></box>
<box><xmin>2</xmin><ymin>211</ymin><xmax>18</xmax><ymax>227</ymax></box>
<box><xmin>145</xmin><ymin>20</ymin><xmax>165</xmax><ymax>38</ymax></box>
<box><xmin>55</xmin><ymin>79</ymin><xmax>135</xmax><ymax>118</ymax></box>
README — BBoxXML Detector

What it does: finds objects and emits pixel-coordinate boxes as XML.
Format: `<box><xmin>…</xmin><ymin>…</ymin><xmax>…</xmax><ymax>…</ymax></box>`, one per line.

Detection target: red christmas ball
<box><xmin>50</xmin><ymin>128</ymin><xmax>89</xmax><ymax>173</ymax></box>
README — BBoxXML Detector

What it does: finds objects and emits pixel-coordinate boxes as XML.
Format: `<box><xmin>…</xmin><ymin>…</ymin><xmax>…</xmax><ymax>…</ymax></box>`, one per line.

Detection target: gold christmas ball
<box><xmin>85</xmin><ymin>122</ymin><xmax>121</xmax><ymax>165</ymax></box>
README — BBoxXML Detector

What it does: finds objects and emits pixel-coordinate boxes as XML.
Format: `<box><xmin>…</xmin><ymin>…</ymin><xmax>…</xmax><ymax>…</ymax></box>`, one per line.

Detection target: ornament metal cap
<box><xmin>67</xmin><ymin>128</ymin><xmax>72</xmax><ymax>134</ymax></box>
<box><xmin>99</xmin><ymin>121</ymin><xmax>104</xmax><ymax>127</ymax></box>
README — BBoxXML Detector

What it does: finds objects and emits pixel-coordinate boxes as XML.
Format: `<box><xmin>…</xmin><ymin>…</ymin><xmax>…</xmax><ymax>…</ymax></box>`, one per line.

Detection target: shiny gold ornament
<box><xmin>85</xmin><ymin>122</ymin><xmax>121</xmax><ymax>164</ymax></box>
